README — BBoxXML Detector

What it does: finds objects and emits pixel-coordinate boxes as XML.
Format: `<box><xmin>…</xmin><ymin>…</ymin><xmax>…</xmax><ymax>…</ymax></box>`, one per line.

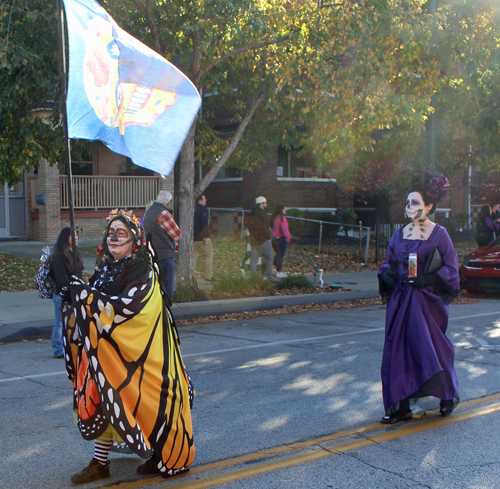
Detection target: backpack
<box><xmin>35</xmin><ymin>246</ymin><xmax>56</xmax><ymax>299</ymax></box>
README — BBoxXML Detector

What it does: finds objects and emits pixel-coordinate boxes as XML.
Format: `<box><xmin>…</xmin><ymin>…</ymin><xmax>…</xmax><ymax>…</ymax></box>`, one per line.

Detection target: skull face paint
<box><xmin>405</xmin><ymin>192</ymin><xmax>430</xmax><ymax>221</ymax></box>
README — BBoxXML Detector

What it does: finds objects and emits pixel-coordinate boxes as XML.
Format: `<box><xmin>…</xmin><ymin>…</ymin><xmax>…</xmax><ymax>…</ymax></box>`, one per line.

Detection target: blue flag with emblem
<box><xmin>62</xmin><ymin>0</ymin><xmax>201</xmax><ymax>176</ymax></box>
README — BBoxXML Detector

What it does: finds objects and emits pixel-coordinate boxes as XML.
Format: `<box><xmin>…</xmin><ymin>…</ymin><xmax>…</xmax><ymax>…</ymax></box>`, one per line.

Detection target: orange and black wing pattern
<box><xmin>62</xmin><ymin>266</ymin><xmax>194</xmax><ymax>475</ymax></box>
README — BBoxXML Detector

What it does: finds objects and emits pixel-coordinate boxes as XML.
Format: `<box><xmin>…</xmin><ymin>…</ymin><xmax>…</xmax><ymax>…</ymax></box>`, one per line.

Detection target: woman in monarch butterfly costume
<box><xmin>61</xmin><ymin>209</ymin><xmax>194</xmax><ymax>484</ymax></box>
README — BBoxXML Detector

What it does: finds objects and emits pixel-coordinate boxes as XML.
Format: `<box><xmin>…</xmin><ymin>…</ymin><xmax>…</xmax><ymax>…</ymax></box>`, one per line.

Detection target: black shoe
<box><xmin>205</xmin><ymin>277</ymin><xmax>217</xmax><ymax>283</ymax></box>
<box><xmin>137</xmin><ymin>457</ymin><xmax>159</xmax><ymax>475</ymax></box>
<box><xmin>440</xmin><ymin>397</ymin><xmax>459</xmax><ymax>417</ymax></box>
<box><xmin>381</xmin><ymin>409</ymin><xmax>412</xmax><ymax>424</ymax></box>
<box><xmin>381</xmin><ymin>399</ymin><xmax>412</xmax><ymax>425</ymax></box>
<box><xmin>71</xmin><ymin>458</ymin><xmax>110</xmax><ymax>484</ymax></box>
<box><xmin>54</xmin><ymin>354</ymin><xmax>64</xmax><ymax>359</ymax></box>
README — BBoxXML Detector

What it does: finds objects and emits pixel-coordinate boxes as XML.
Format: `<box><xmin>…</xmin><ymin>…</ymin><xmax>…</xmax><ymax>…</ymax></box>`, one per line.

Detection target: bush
<box><xmin>286</xmin><ymin>208</ymin><xmax>305</xmax><ymax>236</ymax></box>
<box><xmin>454</xmin><ymin>211</ymin><xmax>469</xmax><ymax>227</ymax></box>
<box><xmin>338</xmin><ymin>208</ymin><xmax>358</xmax><ymax>236</ymax></box>
<box><xmin>339</xmin><ymin>208</ymin><xmax>358</xmax><ymax>226</ymax></box>
<box><xmin>213</xmin><ymin>273</ymin><xmax>274</xmax><ymax>297</ymax></box>
<box><xmin>312</xmin><ymin>212</ymin><xmax>341</xmax><ymax>238</ymax></box>
<box><xmin>275</xmin><ymin>274</ymin><xmax>315</xmax><ymax>291</ymax></box>
<box><xmin>173</xmin><ymin>282</ymin><xmax>200</xmax><ymax>303</ymax></box>
<box><xmin>448</xmin><ymin>219</ymin><xmax>462</xmax><ymax>235</ymax></box>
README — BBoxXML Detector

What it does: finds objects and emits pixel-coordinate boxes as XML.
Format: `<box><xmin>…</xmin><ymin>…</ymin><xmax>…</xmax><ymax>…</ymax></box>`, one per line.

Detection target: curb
<box><xmin>0</xmin><ymin>290</ymin><xmax>379</xmax><ymax>343</ymax></box>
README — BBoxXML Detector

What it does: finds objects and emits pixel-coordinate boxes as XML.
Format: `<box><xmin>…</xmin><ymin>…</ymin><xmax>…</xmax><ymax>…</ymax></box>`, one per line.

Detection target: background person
<box><xmin>49</xmin><ymin>227</ymin><xmax>83</xmax><ymax>358</ymax></box>
<box><xmin>143</xmin><ymin>190</ymin><xmax>181</xmax><ymax>300</ymax></box>
<box><xmin>61</xmin><ymin>209</ymin><xmax>194</xmax><ymax>484</ymax></box>
<box><xmin>246</xmin><ymin>196</ymin><xmax>276</xmax><ymax>282</ymax></box>
<box><xmin>475</xmin><ymin>203</ymin><xmax>500</xmax><ymax>247</ymax></box>
<box><xmin>193</xmin><ymin>194</ymin><xmax>215</xmax><ymax>282</ymax></box>
<box><xmin>378</xmin><ymin>173</ymin><xmax>460</xmax><ymax>424</ymax></box>
<box><xmin>271</xmin><ymin>204</ymin><xmax>291</xmax><ymax>278</ymax></box>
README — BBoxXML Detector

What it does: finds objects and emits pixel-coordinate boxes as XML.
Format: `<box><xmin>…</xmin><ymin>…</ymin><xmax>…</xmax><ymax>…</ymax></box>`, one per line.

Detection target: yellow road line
<box><xmin>109</xmin><ymin>393</ymin><xmax>500</xmax><ymax>489</ymax></box>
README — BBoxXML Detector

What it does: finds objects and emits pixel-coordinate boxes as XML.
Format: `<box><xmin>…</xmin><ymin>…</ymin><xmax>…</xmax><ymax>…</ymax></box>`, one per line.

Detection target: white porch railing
<box><xmin>60</xmin><ymin>176</ymin><xmax>162</xmax><ymax>209</ymax></box>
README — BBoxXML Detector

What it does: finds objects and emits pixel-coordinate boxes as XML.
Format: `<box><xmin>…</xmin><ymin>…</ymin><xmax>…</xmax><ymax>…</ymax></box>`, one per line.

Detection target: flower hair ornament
<box><xmin>107</xmin><ymin>208</ymin><xmax>140</xmax><ymax>225</ymax></box>
<box><xmin>409</xmin><ymin>173</ymin><xmax>449</xmax><ymax>205</ymax></box>
<box><xmin>427</xmin><ymin>174</ymin><xmax>449</xmax><ymax>200</ymax></box>
<box><xmin>96</xmin><ymin>209</ymin><xmax>147</xmax><ymax>262</ymax></box>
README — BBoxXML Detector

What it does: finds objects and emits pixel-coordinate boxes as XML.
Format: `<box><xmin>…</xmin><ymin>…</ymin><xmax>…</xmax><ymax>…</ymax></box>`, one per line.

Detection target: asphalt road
<box><xmin>2</xmin><ymin>300</ymin><xmax>500</xmax><ymax>489</ymax></box>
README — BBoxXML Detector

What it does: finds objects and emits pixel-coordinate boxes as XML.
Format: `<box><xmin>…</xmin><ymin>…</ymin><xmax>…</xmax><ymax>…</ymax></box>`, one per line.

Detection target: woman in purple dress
<box><xmin>378</xmin><ymin>173</ymin><xmax>460</xmax><ymax>424</ymax></box>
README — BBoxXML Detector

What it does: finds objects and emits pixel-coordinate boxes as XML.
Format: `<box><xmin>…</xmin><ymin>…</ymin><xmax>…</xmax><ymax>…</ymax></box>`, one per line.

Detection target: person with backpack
<box><xmin>49</xmin><ymin>227</ymin><xmax>83</xmax><ymax>358</ymax></box>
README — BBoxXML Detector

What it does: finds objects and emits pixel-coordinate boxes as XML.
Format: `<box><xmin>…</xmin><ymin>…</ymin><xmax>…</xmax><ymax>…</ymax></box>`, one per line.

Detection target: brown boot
<box><xmin>71</xmin><ymin>458</ymin><xmax>110</xmax><ymax>484</ymax></box>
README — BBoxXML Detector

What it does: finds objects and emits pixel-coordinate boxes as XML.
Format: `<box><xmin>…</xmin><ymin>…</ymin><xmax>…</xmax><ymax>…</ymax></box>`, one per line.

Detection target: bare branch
<box><xmin>195</xmin><ymin>86</ymin><xmax>268</xmax><ymax>195</ymax></box>
<box><xmin>194</xmin><ymin>37</ymin><xmax>289</xmax><ymax>86</ymax></box>
<box><xmin>132</xmin><ymin>0</ymin><xmax>162</xmax><ymax>53</ymax></box>
<box><xmin>191</xmin><ymin>30</ymin><xmax>201</xmax><ymax>81</ymax></box>
<box><xmin>3</xmin><ymin>0</ymin><xmax>15</xmax><ymax>66</ymax></box>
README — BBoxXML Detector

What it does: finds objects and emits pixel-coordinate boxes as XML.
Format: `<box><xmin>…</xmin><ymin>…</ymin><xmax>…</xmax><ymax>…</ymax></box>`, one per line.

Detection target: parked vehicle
<box><xmin>460</xmin><ymin>238</ymin><xmax>500</xmax><ymax>294</ymax></box>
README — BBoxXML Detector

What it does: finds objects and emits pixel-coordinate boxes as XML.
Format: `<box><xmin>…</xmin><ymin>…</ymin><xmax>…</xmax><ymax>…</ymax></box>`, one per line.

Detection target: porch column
<box><xmin>161</xmin><ymin>171</ymin><xmax>175</xmax><ymax>202</ymax></box>
<box><xmin>160</xmin><ymin>173</ymin><xmax>175</xmax><ymax>196</ymax></box>
<box><xmin>38</xmin><ymin>159</ymin><xmax>62</xmax><ymax>242</ymax></box>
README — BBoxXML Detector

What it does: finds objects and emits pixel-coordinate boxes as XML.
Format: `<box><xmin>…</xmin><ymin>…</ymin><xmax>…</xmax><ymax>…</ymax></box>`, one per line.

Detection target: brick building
<box><xmin>6</xmin><ymin>142</ymin><xmax>172</xmax><ymax>242</ymax></box>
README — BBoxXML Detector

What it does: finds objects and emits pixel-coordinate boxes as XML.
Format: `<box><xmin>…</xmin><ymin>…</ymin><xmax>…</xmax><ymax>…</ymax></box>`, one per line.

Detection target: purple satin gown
<box><xmin>378</xmin><ymin>224</ymin><xmax>460</xmax><ymax>411</ymax></box>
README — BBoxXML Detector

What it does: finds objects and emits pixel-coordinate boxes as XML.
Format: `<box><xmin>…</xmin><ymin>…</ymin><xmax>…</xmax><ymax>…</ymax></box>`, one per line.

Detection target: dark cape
<box><xmin>378</xmin><ymin>224</ymin><xmax>460</xmax><ymax>410</ymax></box>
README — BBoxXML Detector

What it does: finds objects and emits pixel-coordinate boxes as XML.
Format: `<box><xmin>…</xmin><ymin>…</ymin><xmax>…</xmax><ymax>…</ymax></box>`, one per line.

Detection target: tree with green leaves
<box><xmin>0</xmin><ymin>0</ymin><xmax>63</xmax><ymax>184</ymax></box>
<box><xmin>102</xmin><ymin>0</ymin><xmax>444</xmax><ymax>288</ymax></box>
<box><xmin>336</xmin><ymin>0</ymin><xmax>500</xmax><ymax>218</ymax></box>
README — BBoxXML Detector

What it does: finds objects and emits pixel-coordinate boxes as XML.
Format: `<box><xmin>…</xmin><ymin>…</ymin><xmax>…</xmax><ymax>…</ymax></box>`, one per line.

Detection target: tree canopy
<box><xmin>3</xmin><ymin>0</ymin><xmax>500</xmax><ymax>281</ymax></box>
<box><xmin>100</xmin><ymin>0</ymin><xmax>449</xmax><ymax>285</ymax></box>
<box><xmin>0</xmin><ymin>0</ymin><xmax>63</xmax><ymax>184</ymax></box>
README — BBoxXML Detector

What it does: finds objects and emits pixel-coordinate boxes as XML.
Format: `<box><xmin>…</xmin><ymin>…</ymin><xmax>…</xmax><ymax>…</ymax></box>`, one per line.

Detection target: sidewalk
<box><xmin>0</xmin><ymin>241</ymin><xmax>379</xmax><ymax>342</ymax></box>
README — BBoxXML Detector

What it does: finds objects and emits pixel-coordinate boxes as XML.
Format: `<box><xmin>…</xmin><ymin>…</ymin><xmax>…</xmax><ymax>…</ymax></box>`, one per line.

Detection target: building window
<box><xmin>277</xmin><ymin>145</ymin><xmax>322</xmax><ymax>179</ymax></box>
<box><xmin>121</xmin><ymin>157</ymin><xmax>155</xmax><ymax>176</ymax></box>
<box><xmin>71</xmin><ymin>148</ymin><xmax>93</xmax><ymax>176</ymax></box>
<box><xmin>278</xmin><ymin>145</ymin><xmax>290</xmax><ymax>177</ymax></box>
<box><xmin>215</xmin><ymin>166</ymin><xmax>241</xmax><ymax>179</ymax></box>
<box><xmin>213</xmin><ymin>124</ymin><xmax>238</xmax><ymax>137</ymax></box>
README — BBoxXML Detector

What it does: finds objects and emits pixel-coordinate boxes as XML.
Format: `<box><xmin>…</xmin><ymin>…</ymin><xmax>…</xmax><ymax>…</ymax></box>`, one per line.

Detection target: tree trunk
<box><xmin>177</xmin><ymin>121</ymin><xmax>197</xmax><ymax>290</ymax></box>
<box><xmin>175</xmin><ymin>90</ymin><xmax>267</xmax><ymax>292</ymax></box>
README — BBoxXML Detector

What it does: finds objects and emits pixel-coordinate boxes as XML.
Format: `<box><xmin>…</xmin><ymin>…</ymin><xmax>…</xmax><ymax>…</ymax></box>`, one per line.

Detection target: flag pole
<box><xmin>57</xmin><ymin>0</ymin><xmax>78</xmax><ymax>273</ymax></box>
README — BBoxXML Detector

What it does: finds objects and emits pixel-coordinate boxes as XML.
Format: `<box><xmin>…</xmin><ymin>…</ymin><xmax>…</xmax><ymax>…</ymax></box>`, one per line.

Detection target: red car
<box><xmin>460</xmin><ymin>239</ymin><xmax>500</xmax><ymax>294</ymax></box>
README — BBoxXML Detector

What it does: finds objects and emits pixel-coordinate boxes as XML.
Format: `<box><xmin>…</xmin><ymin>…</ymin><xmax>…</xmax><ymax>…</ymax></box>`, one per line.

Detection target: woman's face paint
<box><xmin>405</xmin><ymin>192</ymin><xmax>432</xmax><ymax>221</ymax></box>
<box><xmin>106</xmin><ymin>220</ymin><xmax>133</xmax><ymax>260</ymax></box>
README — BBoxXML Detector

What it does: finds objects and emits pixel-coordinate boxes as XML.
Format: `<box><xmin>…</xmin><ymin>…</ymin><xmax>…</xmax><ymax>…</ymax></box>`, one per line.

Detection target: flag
<box><xmin>62</xmin><ymin>0</ymin><xmax>201</xmax><ymax>176</ymax></box>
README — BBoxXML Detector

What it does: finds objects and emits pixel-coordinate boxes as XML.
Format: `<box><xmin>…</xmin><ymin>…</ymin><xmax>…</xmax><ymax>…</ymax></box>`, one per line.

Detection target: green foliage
<box><xmin>454</xmin><ymin>211</ymin><xmax>469</xmax><ymax>226</ymax></box>
<box><xmin>285</xmin><ymin>208</ymin><xmax>305</xmax><ymax>237</ymax></box>
<box><xmin>173</xmin><ymin>282</ymin><xmax>200</xmax><ymax>303</ymax></box>
<box><xmin>0</xmin><ymin>0</ymin><xmax>64</xmax><ymax>184</ymax></box>
<box><xmin>212</xmin><ymin>273</ymin><xmax>274</xmax><ymax>297</ymax></box>
<box><xmin>309</xmin><ymin>212</ymin><xmax>339</xmax><ymax>238</ymax></box>
<box><xmin>316</xmin><ymin>209</ymin><xmax>359</xmax><ymax>237</ymax></box>
<box><xmin>275</xmin><ymin>275</ymin><xmax>315</xmax><ymax>291</ymax></box>
<box><xmin>100</xmin><ymin>0</ymin><xmax>446</xmax><ymax>177</ymax></box>
<box><xmin>339</xmin><ymin>209</ymin><xmax>358</xmax><ymax>227</ymax></box>
<box><xmin>448</xmin><ymin>219</ymin><xmax>462</xmax><ymax>235</ymax></box>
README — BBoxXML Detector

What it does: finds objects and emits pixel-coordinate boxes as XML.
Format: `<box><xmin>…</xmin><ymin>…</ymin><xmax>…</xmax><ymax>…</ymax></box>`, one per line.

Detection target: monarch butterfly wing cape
<box><xmin>62</xmin><ymin>266</ymin><xmax>194</xmax><ymax>475</ymax></box>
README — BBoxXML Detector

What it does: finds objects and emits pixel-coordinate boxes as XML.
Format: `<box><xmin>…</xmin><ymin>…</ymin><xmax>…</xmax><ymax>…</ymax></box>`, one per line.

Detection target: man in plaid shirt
<box><xmin>143</xmin><ymin>190</ymin><xmax>181</xmax><ymax>300</ymax></box>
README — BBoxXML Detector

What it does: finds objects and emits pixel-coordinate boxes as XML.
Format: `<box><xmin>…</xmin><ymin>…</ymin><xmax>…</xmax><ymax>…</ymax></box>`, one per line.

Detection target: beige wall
<box><xmin>37</xmin><ymin>159</ymin><xmax>62</xmax><ymax>242</ymax></box>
